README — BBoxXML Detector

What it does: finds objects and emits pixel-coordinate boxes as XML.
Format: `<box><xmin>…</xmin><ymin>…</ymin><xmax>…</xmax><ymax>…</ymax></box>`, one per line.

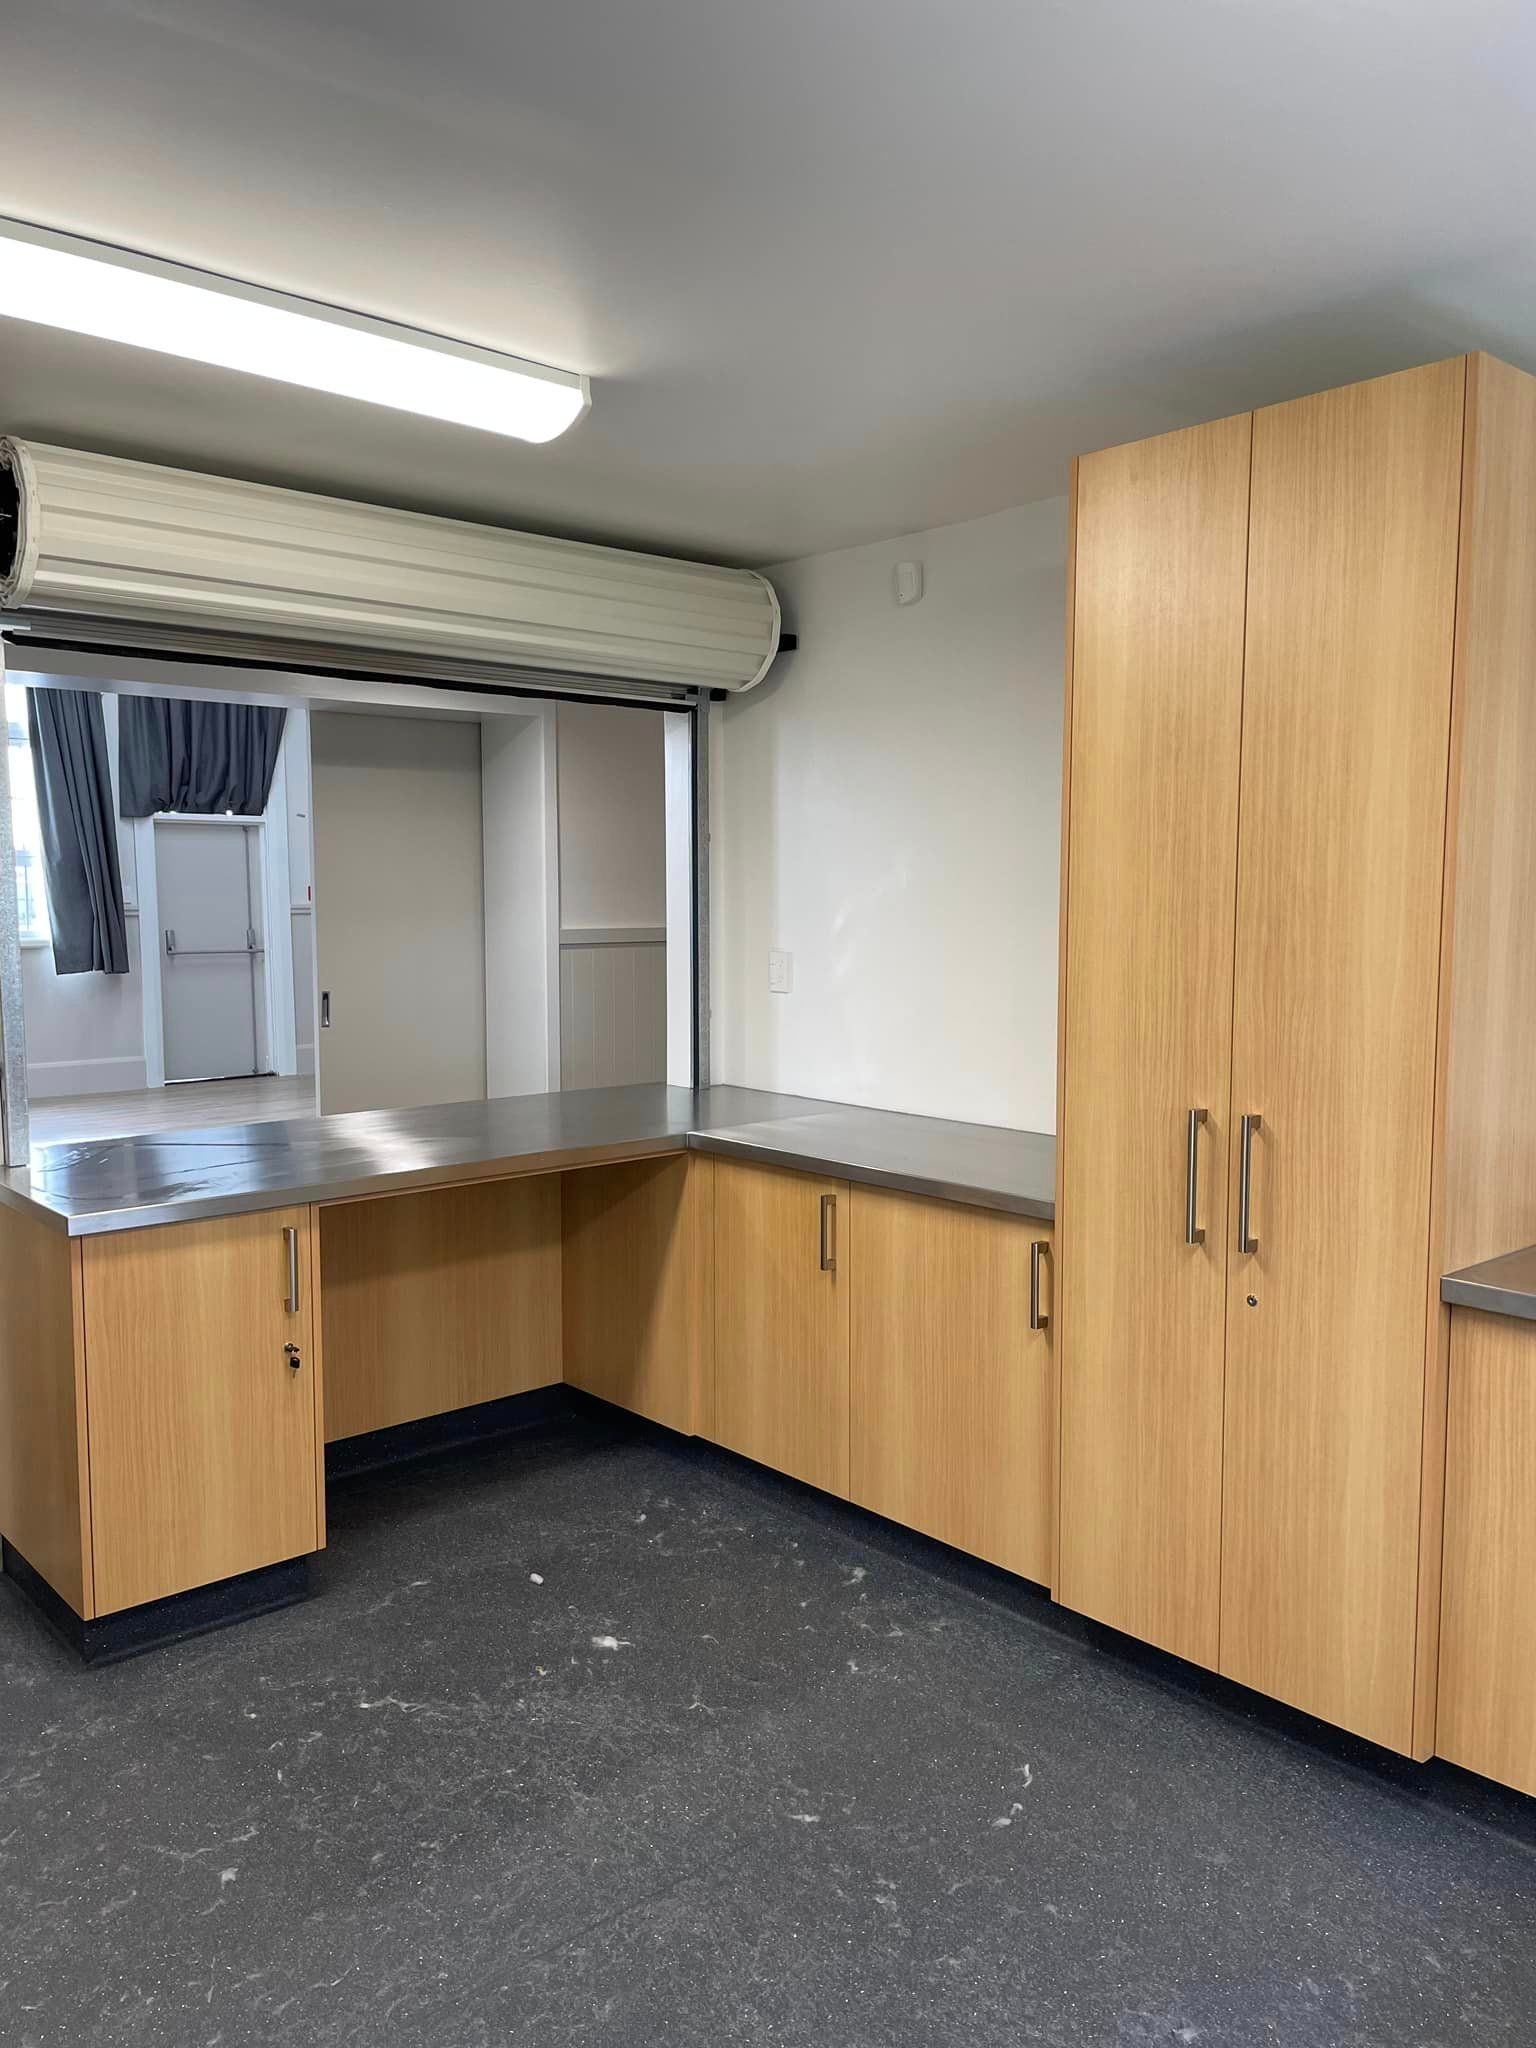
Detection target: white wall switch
<box><xmin>894</xmin><ymin>560</ymin><xmax>924</xmax><ymax>606</ymax></box>
<box><xmin>768</xmin><ymin>948</ymin><xmax>793</xmax><ymax>994</ymax></box>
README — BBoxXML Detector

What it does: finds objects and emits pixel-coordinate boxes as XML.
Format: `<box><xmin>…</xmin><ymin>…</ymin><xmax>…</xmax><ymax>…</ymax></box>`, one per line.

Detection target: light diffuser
<box><xmin>0</xmin><ymin>217</ymin><xmax>590</xmax><ymax>443</ymax></box>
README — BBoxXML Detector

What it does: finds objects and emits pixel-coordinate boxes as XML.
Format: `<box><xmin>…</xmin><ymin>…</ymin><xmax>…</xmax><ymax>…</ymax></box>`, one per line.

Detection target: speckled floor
<box><xmin>2</xmin><ymin>1404</ymin><xmax>1535</xmax><ymax>2048</ymax></box>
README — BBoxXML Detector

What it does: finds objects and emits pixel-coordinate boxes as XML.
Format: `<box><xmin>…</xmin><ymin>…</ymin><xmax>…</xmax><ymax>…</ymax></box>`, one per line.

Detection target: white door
<box><xmin>156</xmin><ymin>820</ymin><xmax>267</xmax><ymax>1082</ymax></box>
<box><xmin>310</xmin><ymin>712</ymin><xmax>487</xmax><ymax>1115</ymax></box>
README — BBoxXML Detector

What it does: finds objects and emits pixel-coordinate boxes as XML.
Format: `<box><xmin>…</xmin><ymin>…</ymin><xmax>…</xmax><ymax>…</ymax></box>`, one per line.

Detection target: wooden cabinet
<box><xmin>1059</xmin><ymin>355</ymin><xmax>1536</xmax><ymax>1756</ymax></box>
<box><xmin>1057</xmin><ymin>411</ymin><xmax>1250</xmax><ymax>1666</ymax></box>
<box><xmin>319</xmin><ymin>1176</ymin><xmax>561</xmax><ymax>1441</ymax></box>
<box><xmin>0</xmin><ymin>1204</ymin><xmax>92</xmax><ymax>1617</ymax></box>
<box><xmin>1438</xmin><ymin>1311</ymin><xmax>1536</xmax><ymax>1797</ymax></box>
<box><xmin>1219</xmin><ymin>361</ymin><xmax>1464</xmax><ymax>1749</ymax></box>
<box><xmin>850</xmin><ymin>1189</ymin><xmax>1052</xmax><ymax>1584</ymax></box>
<box><xmin>563</xmin><ymin>1154</ymin><xmax>714</xmax><ymax>1436</ymax></box>
<box><xmin>712</xmin><ymin>1158</ymin><xmax>849</xmax><ymax>1495</ymax></box>
<box><xmin>82</xmin><ymin>1208</ymin><xmax>323</xmax><ymax>1615</ymax></box>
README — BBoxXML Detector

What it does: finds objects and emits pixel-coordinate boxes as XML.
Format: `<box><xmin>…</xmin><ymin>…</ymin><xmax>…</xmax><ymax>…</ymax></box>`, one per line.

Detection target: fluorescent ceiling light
<box><xmin>0</xmin><ymin>216</ymin><xmax>590</xmax><ymax>443</ymax></box>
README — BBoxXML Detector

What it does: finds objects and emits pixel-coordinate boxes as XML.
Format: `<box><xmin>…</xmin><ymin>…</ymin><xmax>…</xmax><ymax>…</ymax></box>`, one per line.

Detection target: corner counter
<box><xmin>0</xmin><ymin>1084</ymin><xmax>1056</xmax><ymax>1661</ymax></box>
<box><xmin>0</xmin><ymin>1084</ymin><xmax>1056</xmax><ymax>1236</ymax></box>
<box><xmin>1441</xmin><ymin>1245</ymin><xmax>1536</xmax><ymax>1322</ymax></box>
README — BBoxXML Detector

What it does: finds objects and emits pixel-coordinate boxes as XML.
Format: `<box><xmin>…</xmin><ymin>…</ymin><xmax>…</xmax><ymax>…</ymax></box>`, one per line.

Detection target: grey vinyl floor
<box><xmin>2</xmin><ymin>1403</ymin><xmax>1533</xmax><ymax>2047</ymax></box>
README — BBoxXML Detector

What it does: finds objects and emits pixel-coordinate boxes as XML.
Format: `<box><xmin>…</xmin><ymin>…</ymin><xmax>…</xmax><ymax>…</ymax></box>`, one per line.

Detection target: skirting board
<box><xmin>2</xmin><ymin>1539</ymin><xmax>312</xmax><ymax>1666</ymax></box>
<box><xmin>27</xmin><ymin>1055</ymin><xmax>149</xmax><ymax>1098</ymax></box>
<box><xmin>326</xmin><ymin>1383</ymin><xmax>574</xmax><ymax>1481</ymax></box>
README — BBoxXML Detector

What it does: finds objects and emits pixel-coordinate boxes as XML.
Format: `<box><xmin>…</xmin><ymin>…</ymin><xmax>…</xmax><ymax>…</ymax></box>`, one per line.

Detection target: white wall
<box><xmin>482</xmin><ymin>712</ymin><xmax>559</xmax><ymax>1096</ymax></box>
<box><xmin>714</xmin><ymin>498</ymin><xmax>1066</xmax><ymax>1131</ymax></box>
<box><xmin>311</xmin><ymin>710</ymin><xmax>487</xmax><ymax>1114</ymax></box>
<box><xmin>556</xmin><ymin>702</ymin><xmax>666</xmax><ymax>930</ymax></box>
<box><xmin>663</xmin><ymin>711</ymin><xmax>695</xmax><ymax>1087</ymax></box>
<box><xmin>22</xmin><ymin>918</ymin><xmax>149</xmax><ymax>1097</ymax></box>
<box><xmin>555</xmin><ymin>699</ymin><xmax>669</xmax><ymax>1089</ymax></box>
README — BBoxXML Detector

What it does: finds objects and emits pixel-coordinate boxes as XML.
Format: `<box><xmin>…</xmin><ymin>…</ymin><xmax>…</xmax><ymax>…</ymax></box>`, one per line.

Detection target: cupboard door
<box><xmin>1221</xmin><ymin>361</ymin><xmax>1464</xmax><ymax>1752</ymax></box>
<box><xmin>713</xmin><ymin>1160</ymin><xmax>848</xmax><ymax>1495</ymax></box>
<box><xmin>1057</xmin><ymin>413</ymin><xmax>1251</xmax><ymax>1664</ymax></box>
<box><xmin>1437</xmin><ymin>1310</ymin><xmax>1536</xmax><ymax>1796</ymax></box>
<box><xmin>83</xmin><ymin>1209</ymin><xmax>321</xmax><ymax>1614</ymax></box>
<box><xmin>851</xmin><ymin>1190</ymin><xmax>1051</xmax><ymax>1583</ymax></box>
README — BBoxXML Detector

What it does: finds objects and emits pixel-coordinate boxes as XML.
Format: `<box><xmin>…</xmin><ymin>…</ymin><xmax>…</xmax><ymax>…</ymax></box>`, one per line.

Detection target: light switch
<box><xmin>768</xmin><ymin>949</ymin><xmax>793</xmax><ymax>994</ymax></box>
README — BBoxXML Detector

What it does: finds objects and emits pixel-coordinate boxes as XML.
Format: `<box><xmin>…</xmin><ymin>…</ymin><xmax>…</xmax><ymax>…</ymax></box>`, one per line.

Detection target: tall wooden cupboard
<box><xmin>1056</xmin><ymin>355</ymin><xmax>1536</xmax><ymax>1756</ymax></box>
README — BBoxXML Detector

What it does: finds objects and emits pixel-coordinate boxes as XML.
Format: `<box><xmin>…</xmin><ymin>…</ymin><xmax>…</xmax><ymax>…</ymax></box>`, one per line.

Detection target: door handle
<box><xmin>819</xmin><ymin>1193</ymin><xmax>837</xmax><ymax>1273</ymax></box>
<box><xmin>1029</xmin><ymin>1239</ymin><xmax>1050</xmax><ymax>1332</ymax></box>
<box><xmin>1238</xmin><ymin>1114</ymin><xmax>1263</xmax><ymax>1255</ymax></box>
<box><xmin>1185</xmin><ymin>1109</ymin><xmax>1208</xmax><ymax>1246</ymax></box>
<box><xmin>284</xmin><ymin>1225</ymin><xmax>300</xmax><ymax>1314</ymax></box>
<box><xmin>320</xmin><ymin>991</ymin><xmax>332</xmax><ymax>1029</ymax></box>
<box><xmin>164</xmin><ymin>927</ymin><xmax>177</xmax><ymax>957</ymax></box>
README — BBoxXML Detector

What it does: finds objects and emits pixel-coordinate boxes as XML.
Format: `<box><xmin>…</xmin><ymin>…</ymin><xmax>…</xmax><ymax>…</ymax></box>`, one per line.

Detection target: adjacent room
<box><xmin>2</xmin><ymin>6</ymin><xmax>1536</xmax><ymax>2045</ymax></box>
<box><xmin>10</xmin><ymin>679</ymin><xmax>676</xmax><ymax>1144</ymax></box>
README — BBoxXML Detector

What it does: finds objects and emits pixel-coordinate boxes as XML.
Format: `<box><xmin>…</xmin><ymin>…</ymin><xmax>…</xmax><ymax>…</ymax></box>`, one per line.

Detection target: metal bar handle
<box><xmin>284</xmin><ymin>1225</ymin><xmax>300</xmax><ymax>1314</ymax></box>
<box><xmin>819</xmin><ymin>1193</ymin><xmax>837</xmax><ymax>1273</ymax></box>
<box><xmin>164</xmin><ymin>944</ymin><xmax>268</xmax><ymax>958</ymax></box>
<box><xmin>1185</xmin><ymin>1109</ymin><xmax>1208</xmax><ymax>1246</ymax></box>
<box><xmin>1029</xmin><ymin>1239</ymin><xmax>1050</xmax><ymax>1332</ymax></box>
<box><xmin>1238</xmin><ymin>1114</ymin><xmax>1263</xmax><ymax>1256</ymax></box>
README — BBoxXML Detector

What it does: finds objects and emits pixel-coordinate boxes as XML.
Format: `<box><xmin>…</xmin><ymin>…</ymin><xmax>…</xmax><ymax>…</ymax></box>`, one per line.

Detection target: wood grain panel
<box><xmin>0</xmin><ymin>1206</ymin><xmax>93</xmax><ymax>1616</ymax></box>
<box><xmin>1438</xmin><ymin>1310</ymin><xmax>1536</xmax><ymax>1796</ymax></box>
<box><xmin>319</xmin><ymin>1176</ymin><xmax>561</xmax><ymax>1441</ymax></box>
<box><xmin>562</xmin><ymin>1152</ymin><xmax>712</xmax><ymax>1435</ymax></box>
<box><xmin>1439</xmin><ymin>355</ymin><xmax>1536</xmax><ymax>1274</ymax></box>
<box><xmin>307</xmin><ymin>1205</ymin><xmax>327</xmax><ymax>1548</ymax></box>
<box><xmin>1056</xmin><ymin>411</ymin><xmax>1251</xmax><ymax>1667</ymax></box>
<box><xmin>82</xmin><ymin>1209</ymin><xmax>320</xmax><ymax>1615</ymax></box>
<box><xmin>1420</xmin><ymin>352</ymin><xmax>1536</xmax><ymax>1753</ymax></box>
<box><xmin>851</xmin><ymin>1190</ymin><xmax>1052</xmax><ymax>1583</ymax></box>
<box><xmin>1220</xmin><ymin>360</ymin><xmax>1465</xmax><ymax>1753</ymax></box>
<box><xmin>1051</xmin><ymin>458</ymin><xmax>1080</xmax><ymax>1597</ymax></box>
<box><xmin>559</xmin><ymin>938</ymin><xmax>667</xmax><ymax>1089</ymax></box>
<box><xmin>713</xmin><ymin>1159</ymin><xmax>849</xmax><ymax>1496</ymax></box>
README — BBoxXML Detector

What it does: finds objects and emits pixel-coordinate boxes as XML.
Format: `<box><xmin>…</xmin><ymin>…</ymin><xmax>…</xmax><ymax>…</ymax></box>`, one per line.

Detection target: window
<box><xmin>5</xmin><ymin>682</ymin><xmax>49</xmax><ymax>943</ymax></box>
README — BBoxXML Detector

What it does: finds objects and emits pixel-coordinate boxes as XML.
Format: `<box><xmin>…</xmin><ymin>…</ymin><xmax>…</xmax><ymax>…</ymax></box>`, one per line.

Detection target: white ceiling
<box><xmin>5</xmin><ymin>0</ymin><xmax>1536</xmax><ymax>566</ymax></box>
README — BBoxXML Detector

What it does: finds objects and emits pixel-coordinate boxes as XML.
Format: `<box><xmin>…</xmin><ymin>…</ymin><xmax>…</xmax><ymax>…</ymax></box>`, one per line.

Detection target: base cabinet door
<box><xmin>82</xmin><ymin>1208</ymin><xmax>322</xmax><ymax>1615</ymax></box>
<box><xmin>850</xmin><ymin>1190</ymin><xmax>1052</xmax><ymax>1584</ymax></box>
<box><xmin>713</xmin><ymin>1160</ymin><xmax>848</xmax><ymax>1495</ymax></box>
<box><xmin>1437</xmin><ymin>1311</ymin><xmax>1536</xmax><ymax>1796</ymax></box>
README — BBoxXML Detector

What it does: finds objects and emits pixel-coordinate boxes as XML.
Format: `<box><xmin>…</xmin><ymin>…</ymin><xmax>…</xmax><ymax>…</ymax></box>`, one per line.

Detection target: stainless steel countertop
<box><xmin>691</xmin><ymin>1107</ymin><xmax>1056</xmax><ymax>1220</ymax></box>
<box><xmin>0</xmin><ymin>1085</ymin><xmax>1057</xmax><ymax>1236</ymax></box>
<box><xmin>1442</xmin><ymin>1245</ymin><xmax>1536</xmax><ymax>1323</ymax></box>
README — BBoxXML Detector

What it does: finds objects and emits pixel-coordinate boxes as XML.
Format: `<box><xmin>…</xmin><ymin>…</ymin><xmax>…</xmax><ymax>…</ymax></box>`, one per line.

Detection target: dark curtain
<box><xmin>118</xmin><ymin>696</ymin><xmax>287</xmax><ymax>819</ymax></box>
<box><xmin>26</xmin><ymin>688</ymin><xmax>131</xmax><ymax>976</ymax></box>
